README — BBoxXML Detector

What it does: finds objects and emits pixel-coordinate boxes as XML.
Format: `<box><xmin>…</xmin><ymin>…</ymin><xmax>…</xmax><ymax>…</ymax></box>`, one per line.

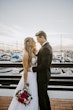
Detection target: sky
<box><xmin>0</xmin><ymin>0</ymin><xmax>73</xmax><ymax>50</ymax></box>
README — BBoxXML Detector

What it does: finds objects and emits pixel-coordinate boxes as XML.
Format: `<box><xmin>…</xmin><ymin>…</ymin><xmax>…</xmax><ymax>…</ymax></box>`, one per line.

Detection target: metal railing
<box><xmin>0</xmin><ymin>63</ymin><xmax>73</xmax><ymax>91</ymax></box>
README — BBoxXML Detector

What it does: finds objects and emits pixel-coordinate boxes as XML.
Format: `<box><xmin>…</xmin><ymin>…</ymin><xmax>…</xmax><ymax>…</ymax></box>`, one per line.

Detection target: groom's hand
<box><xmin>32</xmin><ymin>66</ymin><xmax>37</xmax><ymax>72</ymax></box>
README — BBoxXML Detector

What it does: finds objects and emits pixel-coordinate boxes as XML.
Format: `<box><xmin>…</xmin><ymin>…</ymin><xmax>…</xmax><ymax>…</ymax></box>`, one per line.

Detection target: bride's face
<box><xmin>31</xmin><ymin>42</ymin><xmax>36</xmax><ymax>53</ymax></box>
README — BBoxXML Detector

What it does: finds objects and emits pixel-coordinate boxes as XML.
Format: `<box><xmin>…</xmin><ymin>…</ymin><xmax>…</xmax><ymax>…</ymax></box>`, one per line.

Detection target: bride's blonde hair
<box><xmin>24</xmin><ymin>37</ymin><xmax>35</xmax><ymax>67</ymax></box>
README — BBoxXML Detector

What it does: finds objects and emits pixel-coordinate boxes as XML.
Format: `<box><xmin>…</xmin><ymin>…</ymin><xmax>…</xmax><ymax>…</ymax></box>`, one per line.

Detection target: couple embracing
<box><xmin>8</xmin><ymin>31</ymin><xmax>53</xmax><ymax>110</ymax></box>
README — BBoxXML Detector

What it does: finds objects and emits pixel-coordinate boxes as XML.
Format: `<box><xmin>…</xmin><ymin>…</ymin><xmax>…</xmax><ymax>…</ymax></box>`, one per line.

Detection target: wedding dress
<box><xmin>8</xmin><ymin>57</ymin><xmax>39</xmax><ymax>110</ymax></box>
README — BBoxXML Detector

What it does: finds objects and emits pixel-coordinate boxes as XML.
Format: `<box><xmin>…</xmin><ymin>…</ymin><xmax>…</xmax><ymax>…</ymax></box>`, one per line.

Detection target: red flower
<box><xmin>21</xmin><ymin>92</ymin><xmax>28</xmax><ymax>99</ymax></box>
<box><xmin>18</xmin><ymin>97</ymin><xmax>24</xmax><ymax>103</ymax></box>
<box><xmin>16</xmin><ymin>88</ymin><xmax>32</xmax><ymax>105</ymax></box>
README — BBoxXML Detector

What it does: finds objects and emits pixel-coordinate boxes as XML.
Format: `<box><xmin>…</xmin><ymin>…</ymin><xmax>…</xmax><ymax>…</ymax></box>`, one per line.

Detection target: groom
<box><xmin>32</xmin><ymin>31</ymin><xmax>53</xmax><ymax>110</ymax></box>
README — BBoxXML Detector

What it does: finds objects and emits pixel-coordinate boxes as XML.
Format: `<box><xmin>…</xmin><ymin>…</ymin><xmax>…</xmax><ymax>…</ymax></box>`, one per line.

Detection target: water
<box><xmin>0</xmin><ymin>89</ymin><xmax>73</xmax><ymax>99</ymax></box>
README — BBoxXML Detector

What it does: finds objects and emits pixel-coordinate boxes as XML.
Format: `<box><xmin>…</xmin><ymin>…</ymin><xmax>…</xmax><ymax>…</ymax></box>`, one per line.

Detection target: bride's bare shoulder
<box><xmin>22</xmin><ymin>51</ymin><xmax>29</xmax><ymax>67</ymax></box>
<box><xmin>23</xmin><ymin>51</ymin><xmax>28</xmax><ymax>59</ymax></box>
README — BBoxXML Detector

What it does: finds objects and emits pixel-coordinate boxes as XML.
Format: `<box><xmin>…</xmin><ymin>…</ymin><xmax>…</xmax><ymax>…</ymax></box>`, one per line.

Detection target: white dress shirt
<box><xmin>42</xmin><ymin>41</ymin><xmax>48</xmax><ymax>47</ymax></box>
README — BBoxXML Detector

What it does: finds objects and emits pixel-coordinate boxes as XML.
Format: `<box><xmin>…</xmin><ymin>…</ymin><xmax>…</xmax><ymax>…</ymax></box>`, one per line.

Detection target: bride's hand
<box><xmin>23</xmin><ymin>83</ymin><xmax>29</xmax><ymax>89</ymax></box>
<box><xmin>33</xmin><ymin>47</ymin><xmax>37</xmax><ymax>55</ymax></box>
<box><xmin>24</xmin><ymin>84</ymin><xmax>28</xmax><ymax>89</ymax></box>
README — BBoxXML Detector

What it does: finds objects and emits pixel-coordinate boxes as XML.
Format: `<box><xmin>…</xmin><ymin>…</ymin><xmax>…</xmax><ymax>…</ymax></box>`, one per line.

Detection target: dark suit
<box><xmin>32</xmin><ymin>42</ymin><xmax>52</xmax><ymax>110</ymax></box>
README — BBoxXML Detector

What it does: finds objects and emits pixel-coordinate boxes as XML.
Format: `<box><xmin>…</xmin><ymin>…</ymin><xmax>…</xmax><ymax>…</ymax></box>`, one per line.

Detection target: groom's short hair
<box><xmin>35</xmin><ymin>31</ymin><xmax>47</xmax><ymax>40</ymax></box>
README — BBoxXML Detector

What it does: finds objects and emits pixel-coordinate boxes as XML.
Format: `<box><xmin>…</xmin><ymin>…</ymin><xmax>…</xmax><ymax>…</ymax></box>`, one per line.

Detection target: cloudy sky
<box><xmin>0</xmin><ymin>0</ymin><xmax>73</xmax><ymax>50</ymax></box>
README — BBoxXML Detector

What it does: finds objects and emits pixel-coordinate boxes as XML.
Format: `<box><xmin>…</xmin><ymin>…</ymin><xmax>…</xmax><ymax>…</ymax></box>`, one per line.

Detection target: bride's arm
<box><xmin>22</xmin><ymin>54</ymin><xmax>29</xmax><ymax>89</ymax></box>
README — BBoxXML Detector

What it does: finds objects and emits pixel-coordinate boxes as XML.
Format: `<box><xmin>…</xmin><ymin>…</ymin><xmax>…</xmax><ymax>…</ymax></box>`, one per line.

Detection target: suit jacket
<box><xmin>32</xmin><ymin>42</ymin><xmax>53</xmax><ymax>84</ymax></box>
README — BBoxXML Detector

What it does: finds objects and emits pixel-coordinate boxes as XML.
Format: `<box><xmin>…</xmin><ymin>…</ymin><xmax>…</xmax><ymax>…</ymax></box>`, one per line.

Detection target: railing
<box><xmin>0</xmin><ymin>63</ymin><xmax>73</xmax><ymax>68</ymax></box>
<box><xmin>0</xmin><ymin>63</ymin><xmax>73</xmax><ymax>91</ymax></box>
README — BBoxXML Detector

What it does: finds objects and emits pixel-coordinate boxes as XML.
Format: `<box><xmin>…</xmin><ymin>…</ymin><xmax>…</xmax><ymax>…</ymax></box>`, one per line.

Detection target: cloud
<box><xmin>0</xmin><ymin>23</ymin><xmax>73</xmax><ymax>50</ymax></box>
<box><xmin>0</xmin><ymin>23</ymin><xmax>26</xmax><ymax>40</ymax></box>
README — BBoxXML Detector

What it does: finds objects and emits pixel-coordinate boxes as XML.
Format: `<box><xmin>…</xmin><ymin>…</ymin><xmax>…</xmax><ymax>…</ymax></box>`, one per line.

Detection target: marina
<box><xmin>0</xmin><ymin>62</ymin><xmax>73</xmax><ymax>110</ymax></box>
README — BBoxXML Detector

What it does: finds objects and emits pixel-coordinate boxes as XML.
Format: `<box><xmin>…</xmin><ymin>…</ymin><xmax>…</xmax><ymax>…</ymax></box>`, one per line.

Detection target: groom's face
<box><xmin>36</xmin><ymin>36</ymin><xmax>42</xmax><ymax>44</ymax></box>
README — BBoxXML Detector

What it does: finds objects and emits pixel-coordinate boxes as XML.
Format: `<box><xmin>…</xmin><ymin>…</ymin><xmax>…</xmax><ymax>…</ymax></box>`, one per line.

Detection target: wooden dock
<box><xmin>0</xmin><ymin>63</ymin><xmax>73</xmax><ymax>110</ymax></box>
<box><xmin>0</xmin><ymin>96</ymin><xmax>73</xmax><ymax>110</ymax></box>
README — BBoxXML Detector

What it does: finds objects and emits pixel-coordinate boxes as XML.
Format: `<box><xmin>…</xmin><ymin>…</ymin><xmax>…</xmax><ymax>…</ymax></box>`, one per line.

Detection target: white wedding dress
<box><xmin>8</xmin><ymin>58</ymin><xmax>39</xmax><ymax>110</ymax></box>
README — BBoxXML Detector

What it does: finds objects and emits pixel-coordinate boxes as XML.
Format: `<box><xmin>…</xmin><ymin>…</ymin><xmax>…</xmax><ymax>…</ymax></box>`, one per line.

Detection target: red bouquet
<box><xmin>15</xmin><ymin>88</ymin><xmax>32</xmax><ymax>106</ymax></box>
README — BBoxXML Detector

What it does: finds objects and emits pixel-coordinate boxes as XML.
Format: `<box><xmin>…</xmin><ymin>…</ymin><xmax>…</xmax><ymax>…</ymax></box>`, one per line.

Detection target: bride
<box><xmin>8</xmin><ymin>37</ymin><xmax>39</xmax><ymax>110</ymax></box>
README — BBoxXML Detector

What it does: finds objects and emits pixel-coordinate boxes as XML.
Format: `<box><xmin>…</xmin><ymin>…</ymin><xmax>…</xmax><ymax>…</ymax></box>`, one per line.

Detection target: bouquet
<box><xmin>15</xmin><ymin>86</ymin><xmax>32</xmax><ymax>106</ymax></box>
